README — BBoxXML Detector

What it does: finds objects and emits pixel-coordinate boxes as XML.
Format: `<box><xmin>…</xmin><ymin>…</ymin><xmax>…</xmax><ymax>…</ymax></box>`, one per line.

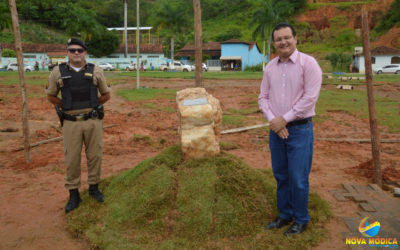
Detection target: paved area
<box><xmin>332</xmin><ymin>183</ymin><xmax>400</xmax><ymax>249</ymax></box>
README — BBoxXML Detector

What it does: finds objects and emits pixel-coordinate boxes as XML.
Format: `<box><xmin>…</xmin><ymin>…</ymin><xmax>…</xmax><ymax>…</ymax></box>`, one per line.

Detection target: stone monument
<box><xmin>176</xmin><ymin>88</ymin><xmax>222</xmax><ymax>159</ymax></box>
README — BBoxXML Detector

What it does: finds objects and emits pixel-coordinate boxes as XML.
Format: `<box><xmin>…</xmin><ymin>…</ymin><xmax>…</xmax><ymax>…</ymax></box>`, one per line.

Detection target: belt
<box><xmin>286</xmin><ymin>117</ymin><xmax>312</xmax><ymax>127</ymax></box>
<box><xmin>63</xmin><ymin>110</ymin><xmax>99</xmax><ymax>121</ymax></box>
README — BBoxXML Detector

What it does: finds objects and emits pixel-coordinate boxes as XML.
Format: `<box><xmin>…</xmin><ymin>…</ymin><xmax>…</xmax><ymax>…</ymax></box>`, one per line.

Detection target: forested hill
<box><xmin>1</xmin><ymin>0</ymin><xmax>301</xmax><ymax>44</ymax></box>
<box><xmin>0</xmin><ymin>0</ymin><xmax>399</xmax><ymax>55</ymax></box>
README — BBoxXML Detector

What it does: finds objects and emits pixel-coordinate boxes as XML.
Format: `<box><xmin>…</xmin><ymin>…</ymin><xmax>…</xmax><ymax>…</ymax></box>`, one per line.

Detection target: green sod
<box><xmin>67</xmin><ymin>146</ymin><xmax>331</xmax><ymax>249</ymax></box>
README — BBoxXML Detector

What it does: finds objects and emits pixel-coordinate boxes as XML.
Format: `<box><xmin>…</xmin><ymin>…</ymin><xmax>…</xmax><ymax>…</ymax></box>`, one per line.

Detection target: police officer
<box><xmin>46</xmin><ymin>38</ymin><xmax>111</xmax><ymax>213</ymax></box>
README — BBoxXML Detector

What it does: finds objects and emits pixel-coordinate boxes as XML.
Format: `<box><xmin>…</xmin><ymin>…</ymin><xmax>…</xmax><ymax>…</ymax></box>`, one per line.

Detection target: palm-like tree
<box><xmin>153</xmin><ymin>2</ymin><xmax>189</xmax><ymax>69</ymax></box>
<box><xmin>249</xmin><ymin>0</ymin><xmax>290</xmax><ymax>69</ymax></box>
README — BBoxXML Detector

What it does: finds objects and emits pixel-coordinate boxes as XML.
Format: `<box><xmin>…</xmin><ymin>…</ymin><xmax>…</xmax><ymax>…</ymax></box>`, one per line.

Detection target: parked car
<box><xmin>159</xmin><ymin>63</ymin><xmax>169</xmax><ymax>71</ymax></box>
<box><xmin>7</xmin><ymin>63</ymin><xmax>35</xmax><ymax>72</ymax></box>
<box><xmin>125</xmin><ymin>64</ymin><xmax>136</xmax><ymax>71</ymax></box>
<box><xmin>98</xmin><ymin>62</ymin><xmax>115</xmax><ymax>71</ymax></box>
<box><xmin>160</xmin><ymin>61</ymin><xmax>193</xmax><ymax>72</ymax></box>
<box><xmin>187</xmin><ymin>63</ymin><xmax>208</xmax><ymax>71</ymax></box>
<box><xmin>374</xmin><ymin>65</ymin><xmax>400</xmax><ymax>74</ymax></box>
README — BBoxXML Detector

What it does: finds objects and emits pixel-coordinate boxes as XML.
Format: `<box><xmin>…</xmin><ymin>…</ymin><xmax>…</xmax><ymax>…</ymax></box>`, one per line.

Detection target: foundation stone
<box><xmin>176</xmin><ymin>88</ymin><xmax>222</xmax><ymax>159</ymax></box>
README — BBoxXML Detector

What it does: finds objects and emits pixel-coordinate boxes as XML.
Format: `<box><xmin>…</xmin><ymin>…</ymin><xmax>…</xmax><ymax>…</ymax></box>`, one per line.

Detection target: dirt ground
<box><xmin>0</xmin><ymin>77</ymin><xmax>399</xmax><ymax>249</ymax></box>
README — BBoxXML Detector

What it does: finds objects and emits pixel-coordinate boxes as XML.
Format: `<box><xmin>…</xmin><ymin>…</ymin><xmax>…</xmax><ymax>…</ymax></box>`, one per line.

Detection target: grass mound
<box><xmin>67</xmin><ymin>146</ymin><xmax>331</xmax><ymax>249</ymax></box>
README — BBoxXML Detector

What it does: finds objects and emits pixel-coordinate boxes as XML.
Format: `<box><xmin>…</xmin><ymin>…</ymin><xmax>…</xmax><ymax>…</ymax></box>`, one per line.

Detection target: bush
<box><xmin>0</xmin><ymin>32</ymin><xmax>14</xmax><ymax>43</ymax></box>
<box><xmin>244</xmin><ymin>63</ymin><xmax>263</xmax><ymax>72</ymax></box>
<box><xmin>325</xmin><ymin>52</ymin><xmax>352</xmax><ymax>72</ymax></box>
<box><xmin>1</xmin><ymin>48</ymin><xmax>16</xmax><ymax>57</ymax></box>
<box><xmin>329</xmin><ymin>16</ymin><xmax>347</xmax><ymax>36</ymax></box>
<box><xmin>335</xmin><ymin>28</ymin><xmax>358</xmax><ymax>50</ymax></box>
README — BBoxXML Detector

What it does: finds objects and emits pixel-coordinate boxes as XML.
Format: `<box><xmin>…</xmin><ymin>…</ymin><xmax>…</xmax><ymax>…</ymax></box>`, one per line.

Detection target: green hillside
<box><xmin>1</xmin><ymin>0</ymin><xmax>399</xmax><ymax>56</ymax></box>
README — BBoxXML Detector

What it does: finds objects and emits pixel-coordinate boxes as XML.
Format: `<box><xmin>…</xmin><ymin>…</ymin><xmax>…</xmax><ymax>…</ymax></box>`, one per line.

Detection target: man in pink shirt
<box><xmin>258</xmin><ymin>23</ymin><xmax>322</xmax><ymax>236</ymax></box>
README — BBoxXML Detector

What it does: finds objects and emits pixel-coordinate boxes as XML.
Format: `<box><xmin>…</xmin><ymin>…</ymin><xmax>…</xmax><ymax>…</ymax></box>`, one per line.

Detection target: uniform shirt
<box><xmin>258</xmin><ymin>50</ymin><xmax>322</xmax><ymax>123</ymax></box>
<box><xmin>46</xmin><ymin>62</ymin><xmax>110</xmax><ymax>115</ymax></box>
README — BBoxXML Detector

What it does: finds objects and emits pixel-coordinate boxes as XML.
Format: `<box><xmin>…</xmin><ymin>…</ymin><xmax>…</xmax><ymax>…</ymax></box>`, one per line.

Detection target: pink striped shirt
<box><xmin>258</xmin><ymin>50</ymin><xmax>322</xmax><ymax>123</ymax></box>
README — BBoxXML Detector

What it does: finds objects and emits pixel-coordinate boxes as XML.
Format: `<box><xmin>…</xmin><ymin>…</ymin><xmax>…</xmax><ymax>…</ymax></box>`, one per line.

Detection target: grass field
<box><xmin>1</xmin><ymin>71</ymin><xmax>399</xmax><ymax>132</ymax></box>
<box><xmin>316</xmin><ymin>89</ymin><xmax>400</xmax><ymax>132</ymax></box>
<box><xmin>1</xmin><ymin>70</ymin><xmax>399</xmax><ymax>83</ymax></box>
<box><xmin>119</xmin><ymin>70</ymin><xmax>264</xmax><ymax>79</ymax></box>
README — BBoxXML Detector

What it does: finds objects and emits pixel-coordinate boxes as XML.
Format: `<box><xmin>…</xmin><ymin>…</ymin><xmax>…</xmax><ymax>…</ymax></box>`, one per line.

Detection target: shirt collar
<box><xmin>277</xmin><ymin>49</ymin><xmax>299</xmax><ymax>64</ymax></box>
<box><xmin>66</xmin><ymin>61</ymin><xmax>88</xmax><ymax>71</ymax></box>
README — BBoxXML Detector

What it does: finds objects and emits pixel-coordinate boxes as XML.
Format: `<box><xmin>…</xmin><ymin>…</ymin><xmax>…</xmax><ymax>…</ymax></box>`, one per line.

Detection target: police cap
<box><xmin>67</xmin><ymin>38</ymin><xmax>88</xmax><ymax>50</ymax></box>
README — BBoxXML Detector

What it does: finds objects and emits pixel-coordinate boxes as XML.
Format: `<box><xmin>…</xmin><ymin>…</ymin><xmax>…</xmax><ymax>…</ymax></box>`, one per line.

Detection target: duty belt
<box><xmin>63</xmin><ymin>109</ymin><xmax>100</xmax><ymax>121</ymax></box>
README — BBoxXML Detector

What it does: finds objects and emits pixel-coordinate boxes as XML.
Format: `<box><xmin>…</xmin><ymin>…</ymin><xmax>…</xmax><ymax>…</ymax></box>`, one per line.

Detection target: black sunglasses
<box><xmin>67</xmin><ymin>48</ymin><xmax>85</xmax><ymax>54</ymax></box>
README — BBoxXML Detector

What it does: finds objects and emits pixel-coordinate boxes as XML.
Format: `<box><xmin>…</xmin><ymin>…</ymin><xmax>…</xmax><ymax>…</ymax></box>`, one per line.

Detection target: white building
<box><xmin>353</xmin><ymin>46</ymin><xmax>400</xmax><ymax>73</ymax></box>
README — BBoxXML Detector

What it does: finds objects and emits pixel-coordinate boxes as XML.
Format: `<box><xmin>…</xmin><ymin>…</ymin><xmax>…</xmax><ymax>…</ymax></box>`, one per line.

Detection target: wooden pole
<box><xmin>14</xmin><ymin>124</ymin><xmax>118</xmax><ymax>151</ymax></box>
<box><xmin>9</xmin><ymin>0</ymin><xmax>31</xmax><ymax>163</ymax></box>
<box><xmin>136</xmin><ymin>0</ymin><xmax>140</xmax><ymax>89</ymax></box>
<box><xmin>193</xmin><ymin>0</ymin><xmax>203</xmax><ymax>87</ymax></box>
<box><xmin>361</xmin><ymin>6</ymin><xmax>382</xmax><ymax>187</ymax></box>
<box><xmin>221</xmin><ymin>123</ymin><xmax>269</xmax><ymax>134</ymax></box>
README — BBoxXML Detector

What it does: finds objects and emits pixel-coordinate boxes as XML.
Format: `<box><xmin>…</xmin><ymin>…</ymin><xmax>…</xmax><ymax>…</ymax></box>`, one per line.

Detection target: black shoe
<box><xmin>266</xmin><ymin>217</ymin><xmax>293</xmax><ymax>229</ymax></box>
<box><xmin>65</xmin><ymin>189</ymin><xmax>82</xmax><ymax>214</ymax></box>
<box><xmin>89</xmin><ymin>184</ymin><xmax>104</xmax><ymax>203</ymax></box>
<box><xmin>284</xmin><ymin>222</ymin><xmax>307</xmax><ymax>236</ymax></box>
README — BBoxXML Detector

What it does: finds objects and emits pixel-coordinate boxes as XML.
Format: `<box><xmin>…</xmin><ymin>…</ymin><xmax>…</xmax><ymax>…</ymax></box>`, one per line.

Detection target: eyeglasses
<box><xmin>274</xmin><ymin>36</ymin><xmax>293</xmax><ymax>43</ymax></box>
<box><xmin>67</xmin><ymin>48</ymin><xmax>85</xmax><ymax>54</ymax></box>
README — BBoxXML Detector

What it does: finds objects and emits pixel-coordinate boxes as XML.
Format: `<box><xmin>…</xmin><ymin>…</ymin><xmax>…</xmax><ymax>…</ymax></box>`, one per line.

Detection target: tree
<box><xmin>152</xmin><ymin>1</ymin><xmax>190</xmax><ymax>68</ymax></box>
<box><xmin>215</xmin><ymin>27</ymin><xmax>242</xmax><ymax>42</ymax></box>
<box><xmin>290</xmin><ymin>0</ymin><xmax>307</xmax><ymax>12</ymax></box>
<box><xmin>87</xmin><ymin>29</ymin><xmax>120</xmax><ymax>58</ymax></box>
<box><xmin>0</xmin><ymin>1</ymin><xmax>11</xmax><ymax>67</ymax></box>
<box><xmin>249</xmin><ymin>0</ymin><xmax>291</xmax><ymax>69</ymax></box>
<box><xmin>0</xmin><ymin>1</ymin><xmax>11</xmax><ymax>30</ymax></box>
<box><xmin>325</xmin><ymin>52</ymin><xmax>352</xmax><ymax>72</ymax></box>
<box><xmin>1</xmin><ymin>48</ymin><xmax>16</xmax><ymax>57</ymax></box>
<box><xmin>374</xmin><ymin>0</ymin><xmax>400</xmax><ymax>34</ymax></box>
<box><xmin>63</xmin><ymin>6</ymin><xmax>102</xmax><ymax>42</ymax></box>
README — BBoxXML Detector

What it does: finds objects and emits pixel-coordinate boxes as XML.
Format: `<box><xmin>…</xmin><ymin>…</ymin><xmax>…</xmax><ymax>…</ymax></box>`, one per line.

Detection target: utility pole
<box><xmin>170</xmin><ymin>37</ymin><xmax>175</xmax><ymax>69</ymax></box>
<box><xmin>8</xmin><ymin>0</ymin><xmax>31</xmax><ymax>163</ymax></box>
<box><xmin>136</xmin><ymin>0</ymin><xmax>140</xmax><ymax>89</ymax></box>
<box><xmin>0</xmin><ymin>43</ymin><xmax>2</xmax><ymax>68</ymax></box>
<box><xmin>193</xmin><ymin>0</ymin><xmax>203</xmax><ymax>87</ymax></box>
<box><xmin>124</xmin><ymin>0</ymin><xmax>128</xmax><ymax>58</ymax></box>
<box><xmin>361</xmin><ymin>6</ymin><xmax>382</xmax><ymax>187</ymax></box>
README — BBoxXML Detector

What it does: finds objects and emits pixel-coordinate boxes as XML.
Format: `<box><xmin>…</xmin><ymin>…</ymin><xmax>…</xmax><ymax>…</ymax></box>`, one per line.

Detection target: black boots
<box><xmin>65</xmin><ymin>185</ymin><xmax>104</xmax><ymax>214</ymax></box>
<box><xmin>89</xmin><ymin>184</ymin><xmax>104</xmax><ymax>203</ymax></box>
<box><xmin>65</xmin><ymin>189</ymin><xmax>82</xmax><ymax>214</ymax></box>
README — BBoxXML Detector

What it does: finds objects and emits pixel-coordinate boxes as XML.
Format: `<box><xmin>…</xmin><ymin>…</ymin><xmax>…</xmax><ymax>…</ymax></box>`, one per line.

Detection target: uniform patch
<box><xmin>85</xmin><ymin>73</ymin><xmax>93</xmax><ymax>77</ymax></box>
<box><xmin>57</xmin><ymin>78</ymin><xmax>64</xmax><ymax>88</ymax></box>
